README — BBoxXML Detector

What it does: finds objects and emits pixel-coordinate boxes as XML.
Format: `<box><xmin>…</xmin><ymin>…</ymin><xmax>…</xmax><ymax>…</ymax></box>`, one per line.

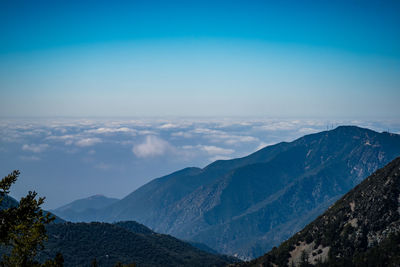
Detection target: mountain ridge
<box><xmin>51</xmin><ymin>194</ymin><xmax>119</xmax><ymax>222</ymax></box>
<box><xmin>51</xmin><ymin>125</ymin><xmax>400</xmax><ymax>258</ymax></box>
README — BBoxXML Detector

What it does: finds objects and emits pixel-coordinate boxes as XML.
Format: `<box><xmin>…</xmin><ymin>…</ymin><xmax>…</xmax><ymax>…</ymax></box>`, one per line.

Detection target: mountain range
<box><xmin>52</xmin><ymin>126</ymin><xmax>400</xmax><ymax>258</ymax></box>
<box><xmin>241</xmin><ymin>156</ymin><xmax>400</xmax><ymax>266</ymax></box>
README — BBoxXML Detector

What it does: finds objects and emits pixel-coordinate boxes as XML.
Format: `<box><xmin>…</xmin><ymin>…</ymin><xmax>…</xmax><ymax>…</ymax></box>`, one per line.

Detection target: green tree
<box><xmin>0</xmin><ymin>170</ymin><xmax>62</xmax><ymax>266</ymax></box>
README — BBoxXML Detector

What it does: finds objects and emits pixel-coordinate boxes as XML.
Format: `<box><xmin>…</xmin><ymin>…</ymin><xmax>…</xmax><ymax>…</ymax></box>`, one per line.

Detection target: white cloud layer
<box><xmin>22</xmin><ymin>143</ymin><xmax>49</xmax><ymax>153</ymax></box>
<box><xmin>171</xmin><ymin>131</ymin><xmax>193</xmax><ymax>138</ymax></box>
<box><xmin>159</xmin><ymin>123</ymin><xmax>180</xmax><ymax>129</ymax></box>
<box><xmin>86</xmin><ymin>127</ymin><xmax>135</xmax><ymax>134</ymax></box>
<box><xmin>75</xmin><ymin>138</ymin><xmax>102</xmax><ymax>147</ymax></box>
<box><xmin>132</xmin><ymin>136</ymin><xmax>172</xmax><ymax>158</ymax></box>
<box><xmin>198</xmin><ymin>145</ymin><xmax>235</xmax><ymax>155</ymax></box>
<box><xmin>256</xmin><ymin>121</ymin><xmax>301</xmax><ymax>131</ymax></box>
<box><xmin>208</xmin><ymin>155</ymin><xmax>232</xmax><ymax>162</ymax></box>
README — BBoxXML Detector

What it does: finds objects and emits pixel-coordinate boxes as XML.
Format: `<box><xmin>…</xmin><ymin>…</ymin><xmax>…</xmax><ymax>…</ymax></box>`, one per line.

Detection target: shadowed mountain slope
<box><xmin>240</xmin><ymin>156</ymin><xmax>400</xmax><ymax>266</ymax></box>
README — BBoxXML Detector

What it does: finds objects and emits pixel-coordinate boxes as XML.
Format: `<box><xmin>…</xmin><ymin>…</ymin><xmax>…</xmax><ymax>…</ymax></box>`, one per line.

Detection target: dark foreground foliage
<box><xmin>37</xmin><ymin>221</ymin><xmax>239</xmax><ymax>267</ymax></box>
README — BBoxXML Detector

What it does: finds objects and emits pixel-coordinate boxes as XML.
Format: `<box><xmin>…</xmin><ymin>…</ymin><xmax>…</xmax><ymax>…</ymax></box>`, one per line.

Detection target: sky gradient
<box><xmin>1</xmin><ymin>0</ymin><xmax>400</xmax><ymax>118</ymax></box>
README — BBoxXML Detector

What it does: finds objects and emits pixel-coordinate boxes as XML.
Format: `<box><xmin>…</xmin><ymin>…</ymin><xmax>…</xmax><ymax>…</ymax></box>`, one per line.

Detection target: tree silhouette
<box><xmin>0</xmin><ymin>170</ymin><xmax>62</xmax><ymax>266</ymax></box>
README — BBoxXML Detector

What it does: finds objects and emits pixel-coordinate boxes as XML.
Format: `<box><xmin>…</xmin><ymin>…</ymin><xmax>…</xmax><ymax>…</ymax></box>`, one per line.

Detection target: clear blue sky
<box><xmin>1</xmin><ymin>0</ymin><xmax>399</xmax><ymax>118</ymax></box>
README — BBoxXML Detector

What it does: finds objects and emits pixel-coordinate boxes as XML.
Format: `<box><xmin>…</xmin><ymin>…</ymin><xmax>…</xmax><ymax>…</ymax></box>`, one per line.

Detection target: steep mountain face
<box><xmin>71</xmin><ymin>126</ymin><xmax>400</xmax><ymax>258</ymax></box>
<box><xmin>35</xmin><ymin>221</ymin><xmax>238</xmax><ymax>267</ymax></box>
<box><xmin>241</xmin><ymin>157</ymin><xmax>400</xmax><ymax>267</ymax></box>
<box><xmin>51</xmin><ymin>195</ymin><xmax>119</xmax><ymax>222</ymax></box>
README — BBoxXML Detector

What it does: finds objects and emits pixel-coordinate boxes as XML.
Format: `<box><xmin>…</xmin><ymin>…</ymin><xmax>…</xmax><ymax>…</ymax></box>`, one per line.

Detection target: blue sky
<box><xmin>0</xmin><ymin>0</ymin><xmax>399</xmax><ymax>118</ymax></box>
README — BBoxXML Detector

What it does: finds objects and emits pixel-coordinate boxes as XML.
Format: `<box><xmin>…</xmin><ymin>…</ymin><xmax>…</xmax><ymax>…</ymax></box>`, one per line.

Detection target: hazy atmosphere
<box><xmin>1</xmin><ymin>1</ymin><xmax>400</xmax><ymax>265</ymax></box>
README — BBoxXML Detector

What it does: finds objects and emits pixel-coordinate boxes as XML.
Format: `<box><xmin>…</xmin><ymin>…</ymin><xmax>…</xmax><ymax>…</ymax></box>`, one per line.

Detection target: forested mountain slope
<box><xmin>37</xmin><ymin>221</ymin><xmax>238</xmax><ymax>267</ymax></box>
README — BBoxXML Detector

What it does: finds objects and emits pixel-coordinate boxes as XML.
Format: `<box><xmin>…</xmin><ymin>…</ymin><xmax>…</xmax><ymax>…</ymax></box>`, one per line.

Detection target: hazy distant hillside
<box><xmin>51</xmin><ymin>195</ymin><xmax>119</xmax><ymax>222</ymax></box>
<box><xmin>63</xmin><ymin>126</ymin><xmax>400</xmax><ymax>258</ymax></box>
<box><xmin>241</xmin><ymin>157</ymin><xmax>400</xmax><ymax>266</ymax></box>
<box><xmin>36</xmin><ymin>221</ymin><xmax>238</xmax><ymax>267</ymax></box>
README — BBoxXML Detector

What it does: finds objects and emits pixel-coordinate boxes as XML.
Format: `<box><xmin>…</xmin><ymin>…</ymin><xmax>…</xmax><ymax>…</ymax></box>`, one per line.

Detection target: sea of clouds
<box><xmin>1</xmin><ymin>117</ymin><xmax>399</xmax><ymax>209</ymax></box>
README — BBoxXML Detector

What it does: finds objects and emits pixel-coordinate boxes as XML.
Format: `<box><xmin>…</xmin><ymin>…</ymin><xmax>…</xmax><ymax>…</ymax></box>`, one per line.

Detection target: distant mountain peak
<box><xmin>51</xmin><ymin>194</ymin><xmax>120</xmax><ymax>221</ymax></box>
